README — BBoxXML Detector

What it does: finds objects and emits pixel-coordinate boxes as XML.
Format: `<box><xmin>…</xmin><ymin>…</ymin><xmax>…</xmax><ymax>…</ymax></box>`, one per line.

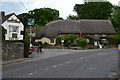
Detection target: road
<box><xmin>2</xmin><ymin>48</ymin><xmax>118</xmax><ymax>78</ymax></box>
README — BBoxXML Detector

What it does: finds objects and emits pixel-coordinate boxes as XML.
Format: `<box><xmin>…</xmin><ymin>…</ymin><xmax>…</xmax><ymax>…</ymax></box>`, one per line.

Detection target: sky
<box><xmin>0</xmin><ymin>0</ymin><xmax>120</xmax><ymax>19</ymax></box>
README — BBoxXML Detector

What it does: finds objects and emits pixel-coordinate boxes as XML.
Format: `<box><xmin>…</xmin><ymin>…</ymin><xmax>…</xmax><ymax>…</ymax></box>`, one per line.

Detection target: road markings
<box><xmin>66</xmin><ymin>61</ymin><xmax>70</xmax><ymax>63</ymax></box>
<box><xmin>45</xmin><ymin>68</ymin><xmax>49</xmax><ymax>70</ymax></box>
<box><xmin>97</xmin><ymin>53</ymin><xmax>105</xmax><ymax>55</ymax></box>
<box><xmin>58</xmin><ymin>64</ymin><xmax>63</xmax><ymax>66</ymax></box>
<box><xmin>28</xmin><ymin>73</ymin><xmax>33</xmax><ymax>75</ymax></box>
<box><xmin>52</xmin><ymin>61</ymin><xmax>72</xmax><ymax>68</ymax></box>
<box><xmin>52</xmin><ymin>65</ymin><xmax>57</xmax><ymax>68</ymax></box>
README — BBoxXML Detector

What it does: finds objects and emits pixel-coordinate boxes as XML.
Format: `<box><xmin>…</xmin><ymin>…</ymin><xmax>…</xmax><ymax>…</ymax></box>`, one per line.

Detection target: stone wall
<box><xmin>2</xmin><ymin>42</ymin><xmax>24</xmax><ymax>61</ymax></box>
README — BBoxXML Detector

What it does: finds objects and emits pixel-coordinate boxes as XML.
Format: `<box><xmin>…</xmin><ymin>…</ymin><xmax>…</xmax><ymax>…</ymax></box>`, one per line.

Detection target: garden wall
<box><xmin>2</xmin><ymin>42</ymin><xmax>24</xmax><ymax>61</ymax></box>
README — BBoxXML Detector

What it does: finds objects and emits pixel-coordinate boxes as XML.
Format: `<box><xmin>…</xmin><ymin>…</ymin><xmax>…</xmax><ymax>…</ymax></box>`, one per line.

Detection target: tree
<box><xmin>67</xmin><ymin>15</ymin><xmax>76</xmax><ymax>20</ymax></box>
<box><xmin>23</xmin><ymin>36</ymin><xmax>30</xmax><ymax>58</ymax></box>
<box><xmin>18</xmin><ymin>8</ymin><xmax>63</xmax><ymax>27</ymax></box>
<box><xmin>78</xmin><ymin>38</ymin><xmax>87</xmax><ymax>50</ymax></box>
<box><xmin>112</xmin><ymin>6</ymin><xmax>120</xmax><ymax>32</ymax></box>
<box><xmin>114</xmin><ymin>32</ymin><xmax>120</xmax><ymax>45</ymax></box>
<box><xmin>17</xmin><ymin>13</ymin><xmax>28</xmax><ymax>24</ymax></box>
<box><xmin>74</xmin><ymin>2</ymin><xmax>113</xmax><ymax>19</ymax></box>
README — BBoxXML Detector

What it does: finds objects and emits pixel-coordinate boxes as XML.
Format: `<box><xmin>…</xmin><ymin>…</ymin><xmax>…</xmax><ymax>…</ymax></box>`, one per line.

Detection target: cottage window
<box><xmin>12</xmin><ymin>26</ymin><xmax>18</xmax><ymax>32</ymax></box>
<box><xmin>12</xmin><ymin>34</ymin><xmax>17</xmax><ymax>38</ymax></box>
<box><xmin>9</xmin><ymin>26</ymin><xmax>18</xmax><ymax>32</ymax></box>
<box><xmin>50</xmin><ymin>39</ymin><xmax>54</xmax><ymax>43</ymax></box>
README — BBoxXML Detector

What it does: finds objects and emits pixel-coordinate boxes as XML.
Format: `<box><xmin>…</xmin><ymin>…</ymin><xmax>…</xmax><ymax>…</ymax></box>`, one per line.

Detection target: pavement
<box><xmin>2</xmin><ymin>48</ymin><xmax>118</xmax><ymax>78</ymax></box>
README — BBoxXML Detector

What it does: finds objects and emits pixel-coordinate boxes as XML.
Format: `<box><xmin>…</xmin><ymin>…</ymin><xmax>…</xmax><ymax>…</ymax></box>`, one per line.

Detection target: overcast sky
<box><xmin>0</xmin><ymin>0</ymin><xmax>120</xmax><ymax>19</ymax></box>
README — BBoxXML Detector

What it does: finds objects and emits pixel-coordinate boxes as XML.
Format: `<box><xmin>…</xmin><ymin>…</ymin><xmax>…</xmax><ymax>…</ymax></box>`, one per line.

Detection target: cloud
<box><xmin>25</xmin><ymin>0</ymin><xmax>84</xmax><ymax>19</ymax></box>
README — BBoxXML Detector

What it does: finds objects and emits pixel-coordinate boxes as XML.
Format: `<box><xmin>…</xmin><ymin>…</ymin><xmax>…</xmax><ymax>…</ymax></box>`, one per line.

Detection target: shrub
<box><xmin>114</xmin><ymin>33</ymin><xmax>120</xmax><ymax>45</ymax></box>
<box><xmin>78</xmin><ymin>38</ymin><xmax>87</xmax><ymax>50</ymax></box>
<box><xmin>84</xmin><ymin>35</ymin><xmax>94</xmax><ymax>45</ymax></box>
<box><xmin>56</xmin><ymin>36</ymin><xmax>64</xmax><ymax>45</ymax></box>
<box><xmin>99</xmin><ymin>36</ymin><xmax>115</xmax><ymax>46</ymax></box>
<box><xmin>44</xmin><ymin>42</ymin><xmax>50</xmax><ymax>47</ymax></box>
<box><xmin>56</xmin><ymin>34</ymin><xmax>78</xmax><ymax>46</ymax></box>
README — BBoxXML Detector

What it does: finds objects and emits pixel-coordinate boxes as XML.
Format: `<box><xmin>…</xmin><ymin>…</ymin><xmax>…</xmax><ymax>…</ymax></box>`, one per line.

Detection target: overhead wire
<box><xmin>19</xmin><ymin>0</ymin><xmax>29</xmax><ymax>12</ymax></box>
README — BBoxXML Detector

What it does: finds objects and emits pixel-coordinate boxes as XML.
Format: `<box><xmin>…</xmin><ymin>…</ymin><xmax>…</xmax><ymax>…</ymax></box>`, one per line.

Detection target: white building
<box><xmin>0</xmin><ymin>11</ymin><xmax>24</xmax><ymax>40</ymax></box>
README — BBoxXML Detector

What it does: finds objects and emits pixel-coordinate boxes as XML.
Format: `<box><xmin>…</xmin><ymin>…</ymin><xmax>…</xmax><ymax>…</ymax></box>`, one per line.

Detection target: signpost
<box><xmin>118</xmin><ymin>44</ymin><xmax>120</xmax><ymax>50</ymax></box>
<box><xmin>27</xmin><ymin>11</ymin><xmax>35</xmax><ymax>56</ymax></box>
<box><xmin>118</xmin><ymin>44</ymin><xmax>120</xmax><ymax>77</ymax></box>
<box><xmin>61</xmin><ymin>38</ymin><xmax>65</xmax><ymax>46</ymax></box>
<box><xmin>28</xmin><ymin>12</ymin><xmax>35</xmax><ymax>43</ymax></box>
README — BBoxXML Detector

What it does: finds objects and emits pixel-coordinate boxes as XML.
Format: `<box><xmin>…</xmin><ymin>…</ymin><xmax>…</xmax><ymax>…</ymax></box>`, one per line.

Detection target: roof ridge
<box><xmin>4</xmin><ymin>13</ymin><xmax>14</xmax><ymax>17</ymax></box>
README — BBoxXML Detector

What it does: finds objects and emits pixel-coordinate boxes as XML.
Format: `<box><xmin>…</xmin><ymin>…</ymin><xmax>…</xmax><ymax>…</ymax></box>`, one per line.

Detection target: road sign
<box><xmin>61</xmin><ymin>38</ymin><xmax>65</xmax><ymax>43</ymax></box>
<box><xmin>28</xmin><ymin>18</ymin><xmax>35</xmax><ymax>26</ymax></box>
<box><xmin>118</xmin><ymin>44</ymin><xmax>120</xmax><ymax>50</ymax></box>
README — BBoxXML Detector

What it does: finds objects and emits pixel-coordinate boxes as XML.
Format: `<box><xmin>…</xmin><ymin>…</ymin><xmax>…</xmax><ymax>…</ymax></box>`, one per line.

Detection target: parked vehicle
<box><xmin>29</xmin><ymin>43</ymin><xmax>34</xmax><ymax>55</ymax></box>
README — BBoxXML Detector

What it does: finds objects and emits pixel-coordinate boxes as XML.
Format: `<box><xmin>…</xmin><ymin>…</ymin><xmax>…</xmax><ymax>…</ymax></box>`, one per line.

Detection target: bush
<box><xmin>44</xmin><ymin>42</ymin><xmax>50</xmax><ymax>47</ymax></box>
<box><xmin>56</xmin><ymin>36</ymin><xmax>64</xmax><ymax>45</ymax></box>
<box><xmin>84</xmin><ymin>35</ymin><xmax>94</xmax><ymax>45</ymax></box>
<box><xmin>114</xmin><ymin>33</ymin><xmax>120</xmax><ymax>45</ymax></box>
<box><xmin>56</xmin><ymin>34</ymin><xmax>78</xmax><ymax>46</ymax></box>
<box><xmin>99</xmin><ymin>36</ymin><xmax>115</xmax><ymax>46</ymax></box>
<box><xmin>78</xmin><ymin>38</ymin><xmax>87</xmax><ymax>50</ymax></box>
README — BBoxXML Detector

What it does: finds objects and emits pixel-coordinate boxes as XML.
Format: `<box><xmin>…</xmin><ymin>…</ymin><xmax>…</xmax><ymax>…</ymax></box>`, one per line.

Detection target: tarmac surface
<box><xmin>2</xmin><ymin>48</ymin><xmax>118</xmax><ymax>78</ymax></box>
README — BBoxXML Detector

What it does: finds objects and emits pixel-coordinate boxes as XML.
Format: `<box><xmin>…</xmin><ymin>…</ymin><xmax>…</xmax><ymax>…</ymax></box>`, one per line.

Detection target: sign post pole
<box><xmin>118</xmin><ymin>44</ymin><xmax>120</xmax><ymax>77</ymax></box>
<box><xmin>28</xmin><ymin>12</ymin><xmax>35</xmax><ymax>45</ymax></box>
<box><xmin>61</xmin><ymin>38</ymin><xmax>65</xmax><ymax>47</ymax></box>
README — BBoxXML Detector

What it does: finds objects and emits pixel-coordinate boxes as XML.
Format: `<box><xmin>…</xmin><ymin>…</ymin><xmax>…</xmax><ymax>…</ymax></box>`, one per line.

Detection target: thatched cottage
<box><xmin>35</xmin><ymin>19</ymin><xmax>116</xmax><ymax>45</ymax></box>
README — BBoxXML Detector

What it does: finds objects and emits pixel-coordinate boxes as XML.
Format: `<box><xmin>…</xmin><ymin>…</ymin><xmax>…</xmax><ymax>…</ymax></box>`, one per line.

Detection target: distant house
<box><xmin>35</xmin><ymin>20</ymin><xmax>116</xmax><ymax>45</ymax></box>
<box><xmin>0</xmin><ymin>11</ymin><xmax>24</xmax><ymax>40</ymax></box>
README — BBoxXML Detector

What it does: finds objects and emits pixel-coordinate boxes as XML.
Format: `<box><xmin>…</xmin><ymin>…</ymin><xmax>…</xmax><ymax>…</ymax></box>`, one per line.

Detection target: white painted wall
<box><xmin>2</xmin><ymin>14</ymin><xmax>24</xmax><ymax>40</ymax></box>
<box><xmin>35</xmin><ymin>37</ymin><xmax>56</xmax><ymax>45</ymax></box>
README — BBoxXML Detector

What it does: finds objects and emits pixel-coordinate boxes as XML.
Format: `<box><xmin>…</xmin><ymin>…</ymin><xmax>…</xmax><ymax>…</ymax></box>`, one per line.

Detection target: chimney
<box><xmin>0</xmin><ymin>11</ymin><xmax>5</xmax><ymax>18</ymax></box>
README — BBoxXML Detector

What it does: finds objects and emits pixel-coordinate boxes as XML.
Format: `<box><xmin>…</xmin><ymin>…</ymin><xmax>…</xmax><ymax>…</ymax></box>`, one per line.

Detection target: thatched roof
<box><xmin>36</xmin><ymin>19</ymin><xmax>116</xmax><ymax>38</ymax></box>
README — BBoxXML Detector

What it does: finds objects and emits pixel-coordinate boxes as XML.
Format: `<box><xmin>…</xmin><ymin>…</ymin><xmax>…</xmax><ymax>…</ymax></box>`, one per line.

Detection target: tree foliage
<box><xmin>114</xmin><ymin>32</ymin><xmax>120</xmax><ymax>45</ymax></box>
<box><xmin>112</xmin><ymin>6</ymin><xmax>120</xmax><ymax>32</ymax></box>
<box><xmin>74</xmin><ymin>2</ymin><xmax>113</xmax><ymax>19</ymax></box>
<box><xmin>17</xmin><ymin>8</ymin><xmax>63</xmax><ymax>30</ymax></box>
<box><xmin>67</xmin><ymin>15</ymin><xmax>76</xmax><ymax>20</ymax></box>
<box><xmin>78</xmin><ymin>38</ymin><xmax>87</xmax><ymax>49</ymax></box>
